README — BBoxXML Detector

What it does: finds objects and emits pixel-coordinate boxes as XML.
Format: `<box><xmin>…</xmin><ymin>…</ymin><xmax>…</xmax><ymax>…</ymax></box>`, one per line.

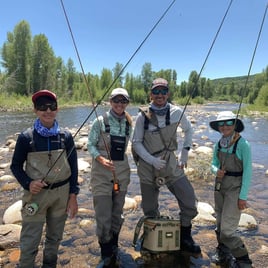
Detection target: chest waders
<box><xmin>135</xmin><ymin>107</ymin><xmax>178</xmax><ymax>187</ymax></box>
<box><xmin>215</xmin><ymin>137</ymin><xmax>243</xmax><ymax>192</ymax></box>
<box><xmin>102</xmin><ymin>111</ymin><xmax>131</xmax><ymax>193</ymax></box>
<box><xmin>23</xmin><ymin>129</ymin><xmax>71</xmax><ymax>216</ymax></box>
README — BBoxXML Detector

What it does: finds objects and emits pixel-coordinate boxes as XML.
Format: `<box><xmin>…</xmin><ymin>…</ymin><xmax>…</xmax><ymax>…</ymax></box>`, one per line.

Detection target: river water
<box><xmin>0</xmin><ymin>102</ymin><xmax>268</xmax><ymax>267</ymax></box>
<box><xmin>1</xmin><ymin>102</ymin><xmax>267</xmax><ymax>212</ymax></box>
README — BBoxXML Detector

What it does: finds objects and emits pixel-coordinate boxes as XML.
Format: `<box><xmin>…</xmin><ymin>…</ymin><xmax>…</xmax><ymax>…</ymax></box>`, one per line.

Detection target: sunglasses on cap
<box><xmin>151</xmin><ymin>88</ymin><xmax>168</xmax><ymax>95</ymax></box>
<box><xmin>36</xmin><ymin>103</ymin><xmax>58</xmax><ymax>111</ymax></box>
<box><xmin>112</xmin><ymin>98</ymin><xmax>129</xmax><ymax>104</ymax></box>
<box><xmin>217</xmin><ymin>120</ymin><xmax>235</xmax><ymax>127</ymax></box>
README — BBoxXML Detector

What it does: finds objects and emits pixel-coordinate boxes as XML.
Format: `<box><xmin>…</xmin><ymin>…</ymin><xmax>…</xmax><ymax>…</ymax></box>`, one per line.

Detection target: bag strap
<box><xmin>132</xmin><ymin>215</ymin><xmax>150</xmax><ymax>248</ymax></box>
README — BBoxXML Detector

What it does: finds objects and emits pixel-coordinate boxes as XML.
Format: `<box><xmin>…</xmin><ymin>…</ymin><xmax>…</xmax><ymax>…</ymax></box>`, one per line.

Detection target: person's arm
<box><xmin>172</xmin><ymin>106</ymin><xmax>192</xmax><ymax>166</ymax></box>
<box><xmin>65</xmin><ymin>131</ymin><xmax>79</xmax><ymax>195</ymax></box>
<box><xmin>88</xmin><ymin>117</ymin><xmax>103</xmax><ymax>159</ymax></box>
<box><xmin>132</xmin><ymin>113</ymin><xmax>156</xmax><ymax>165</ymax></box>
<box><xmin>10</xmin><ymin>133</ymin><xmax>33</xmax><ymax>190</ymax></box>
<box><xmin>211</xmin><ymin>143</ymin><xmax>220</xmax><ymax>175</ymax></box>
<box><xmin>238</xmin><ymin>138</ymin><xmax>252</xmax><ymax>200</ymax></box>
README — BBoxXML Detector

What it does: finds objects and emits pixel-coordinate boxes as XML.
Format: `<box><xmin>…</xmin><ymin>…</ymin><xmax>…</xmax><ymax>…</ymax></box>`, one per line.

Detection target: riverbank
<box><xmin>0</xmin><ymin>122</ymin><xmax>268</xmax><ymax>268</ymax></box>
<box><xmin>0</xmin><ymin>107</ymin><xmax>268</xmax><ymax>267</ymax></box>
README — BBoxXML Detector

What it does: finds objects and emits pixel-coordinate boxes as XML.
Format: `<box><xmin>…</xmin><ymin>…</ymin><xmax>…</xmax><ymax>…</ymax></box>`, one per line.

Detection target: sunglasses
<box><xmin>36</xmin><ymin>103</ymin><xmax>58</xmax><ymax>111</ymax></box>
<box><xmin>151</xmin><ymin>88</ymin><xmax>168</xmax><ymax>95</ymax></box>
<box><xmin>112</xmin><ymin>98</ymin><xmax>129</xmax><ymax>104</ymax></box>
<box><xmin>217</xmin><ymin>120</ymin><xmax>235</xmax><ymax>127</ymax></box>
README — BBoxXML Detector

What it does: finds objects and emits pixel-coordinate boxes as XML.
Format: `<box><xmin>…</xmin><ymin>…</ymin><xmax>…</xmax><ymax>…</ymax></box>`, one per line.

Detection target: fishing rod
<box><xmin>154</xmin><ymin>0</ymin><xmax>235</xmax><ymax>186</ymax></box>
<box><xmin>235</xmin><ymin>3</ymin><xmax>268</xmax><ymax>119</ymax></box>
<box><xmin>60</xmin><ymin>0</ymin><xmax>177</xmax><ymax>140</ymax></box>
<box><xmin>214</xmin><ymin>3</ymin><xmax>268</xmax><ymax>192</ymax></box>
<box><xmin>178</xmin><ymin>0</ymin><xmax>234</xmax><ymax>126</ymax></box>
<box><xmin>59</xmin><ymin>0</ymin><xmax>177</xmax><ymax>192</ymax></box>
<box><xmin>22</xmin><ymin>0</ymin><xmax>177</xmax><ymax>213</ymax></box>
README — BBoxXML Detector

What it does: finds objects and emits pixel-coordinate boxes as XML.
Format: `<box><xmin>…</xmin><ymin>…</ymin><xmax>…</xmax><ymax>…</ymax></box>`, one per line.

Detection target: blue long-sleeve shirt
<box><xmin>10</xmin><ymin>129</ymin><xmax>79</xmax><ymax>194</ymax></box>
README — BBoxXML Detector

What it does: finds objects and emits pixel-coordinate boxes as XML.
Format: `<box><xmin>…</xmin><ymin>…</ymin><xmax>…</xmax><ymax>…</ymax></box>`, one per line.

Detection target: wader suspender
<box><xmin>143</xmin><ymin>107</ymin><xmax>171</xmax><ymax>156</ymax></box>
<box><xmin>217</xmin><ymin>136</ymin><xmax>243</xmax><ymax>177</ymax></box>
<box><xmin>143</xmin><ymin>107</ymin><xmax>170</xmax><ymax>130</ymax></box>
<box><xmin>103</xmin><ymin>112</ymin><xmax>131</xmax><ymax>136</ymax></box>
<box><xmin>26</xmin><ymin>128</ymin><xmax>66</xmax><ymax>152</ymax></box>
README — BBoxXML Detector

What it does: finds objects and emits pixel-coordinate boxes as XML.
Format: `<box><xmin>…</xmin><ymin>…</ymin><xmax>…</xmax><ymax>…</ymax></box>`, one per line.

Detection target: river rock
<box><xmin>123</xmin><ymin>197</ymin><xmax>137</xmax><ymax>210</ymax></box>
<box><xmin>0</xmin><ymin>175</ymin><xmax>15</xmax><ymax>182</ymax></box>
<box><xmin>78</xmin><ymin>158</ymin><xmax>90</xmax><ymax>172</ymax></box>
<box><xmin>194</xmin><ymin>146</ymin><xmax>213</xmax><ymax>155</ymax></box>
<box><xmin>238</xmin><ymin>213</ymin><xmax>257</xmax><ymax>229</ymax></box>
<box><xmin>3</xmin><ymin>200</ymin><xmax>22</xmax><ymax>224</ymax></box>
<box><xmin>0</xmin><ymin>224</ymin><xmax>21</xmax><ymax>250</ymax></box>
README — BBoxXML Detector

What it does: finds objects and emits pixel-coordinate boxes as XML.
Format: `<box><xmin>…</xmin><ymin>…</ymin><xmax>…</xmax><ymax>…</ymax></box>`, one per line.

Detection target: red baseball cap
<box><xmin>32</xmin><ymin>90</ymin><xmax>57</xmax><ymax>104</ymax></box>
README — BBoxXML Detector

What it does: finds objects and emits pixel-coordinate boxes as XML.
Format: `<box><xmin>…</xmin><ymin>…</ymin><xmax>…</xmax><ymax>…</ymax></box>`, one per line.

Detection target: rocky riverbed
<box><xmin>0</xmin><ymin>117</ymin><xmax>268</xmax><ymax>267</ymax></box>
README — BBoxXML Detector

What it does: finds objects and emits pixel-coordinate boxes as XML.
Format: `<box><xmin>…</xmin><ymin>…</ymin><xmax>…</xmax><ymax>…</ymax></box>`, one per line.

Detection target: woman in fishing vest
<box><xmin>10</xmin><ymin>90</ymin><xmax>79</xmax><ymax>268</ymax></box>
<box><xmin>209</xmin><ymin>111</ymin><xmax>253</xmax><ymax>268</ymax></box>
<box><xmin>132</xmin><ymin>78</ymin><xmax>201</xmax><ymax>255</ymax></box>
<box><xmin>88</xmin><ymin>88</ymin><xmax>132</xmax><ymax>268</ymax></box>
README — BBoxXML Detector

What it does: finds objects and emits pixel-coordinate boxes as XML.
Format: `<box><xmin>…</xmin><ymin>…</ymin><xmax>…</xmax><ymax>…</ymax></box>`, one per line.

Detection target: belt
<box><xmin>225</xmin><ymin>171</ymin><xmax>243</xmax><ymax>177</ymax></box>
<box><xmin>43</xmin><ymin>178</ymin><xmax>69</xmax><ymax>189</ymax></box>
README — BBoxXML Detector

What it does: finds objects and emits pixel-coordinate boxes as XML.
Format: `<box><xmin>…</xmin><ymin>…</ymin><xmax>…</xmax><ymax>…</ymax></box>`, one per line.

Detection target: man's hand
<box><xmin>96</xmin><ymin>155</ymin><xmax>115</xmax><ymax>171</ymax></box>
<box><xmin>152</xmin><ymin>156</ymin><xmax>166</xmax><ymax>170</ymax></box>
<box><xmin>29</xmin><ymin>180</ymin><xmax>47</xmax><ymax>194</ymax></box>
<box><xmin>67</xmin><ymin>194</ymin><xmax>78</xmax><ymax>219</ymax></box>
<box><xmin>238</xmin><ymin>199</ymin><xmax>248</xmax><ymax>210</ymax></box>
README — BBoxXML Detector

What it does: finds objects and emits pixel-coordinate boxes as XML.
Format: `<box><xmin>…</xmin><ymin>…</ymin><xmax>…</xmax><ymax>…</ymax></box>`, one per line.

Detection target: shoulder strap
<box><xmin>103</xmin><ymin>112</ymin><xmax>110</xmax><ymax>133</ymax></box>
<box><xmin>25</xmin><ymin>127</ymin><xmax>35</xmax><ymax>151</ymax></box>
<box><xmin>103</xmin><ymin>111</ymin><xmax>131</xmax><ymax>136</ymax></box>
<box><xmin>139</xmin><ymin>106</ymin><xmax>170</xmax><ymax>129</ymax></box>
<box><xmin>232</xmin><ymin>136</ymin><xmax>241</xmax><ymax>154</ymax></box>
<box><xmin>132</xmin><ymin>216</ymin><xmax>149</xmax><ymax>248</ymax></box>
<box><xmin>59</xmin><ymin>131</ymin><xmax>66</xmax><ymax>149</ymax></box>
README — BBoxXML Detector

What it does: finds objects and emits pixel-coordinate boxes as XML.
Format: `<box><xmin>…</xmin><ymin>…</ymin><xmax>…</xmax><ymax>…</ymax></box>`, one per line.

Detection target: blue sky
<box><xmin>0</xmin><ymin>0</ymin><xmax>267</xmax><ymax>83</ymax></box>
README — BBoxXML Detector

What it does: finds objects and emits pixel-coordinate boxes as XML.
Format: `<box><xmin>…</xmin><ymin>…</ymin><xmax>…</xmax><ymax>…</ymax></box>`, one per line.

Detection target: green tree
<box><xmin>1</xmin><ymin>20</ymin><xmax>32</xmax><ymax>95</ymax></box>
<box><xmin>31</xmin><ymin>34</ymin><xmax>56</xmax><ymax>92</ymax></box>
<box><xmin>66</xmin><ymin>58</ymin><xmax>76</xmax><ymax>96</ymax></box>
<box><xmin>141</xmin><ymin>62</ymin><xmax>153</xmax><ymax>101</ymax></box>
<box><xmin>112</xmin><ymin>62</ymin><xmax>123</xmax><ymax>87</ymax></box>
<box><xmin>100</xmin><ymin>68</ymin><xmax>113</xmax><ymax>99</ymax></box>
<box><xmin>254</xmin><ymin>84</ymin><xmax>268</xmax><ymax>106</ymax></box>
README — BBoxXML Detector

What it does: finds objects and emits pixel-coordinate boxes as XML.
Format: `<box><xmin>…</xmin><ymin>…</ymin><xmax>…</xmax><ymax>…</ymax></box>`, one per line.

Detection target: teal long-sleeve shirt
<box><xmin>211</xmin><ymin>136</ymin><xmax>252</xmax><ymax>200</ymax></box>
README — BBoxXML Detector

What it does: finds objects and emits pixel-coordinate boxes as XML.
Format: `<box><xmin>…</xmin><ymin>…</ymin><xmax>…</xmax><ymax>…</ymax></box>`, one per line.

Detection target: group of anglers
<box><xmin>10</xmin><ymin>78</ymin><xmax>253</xmax><ymax>268</ymax></box>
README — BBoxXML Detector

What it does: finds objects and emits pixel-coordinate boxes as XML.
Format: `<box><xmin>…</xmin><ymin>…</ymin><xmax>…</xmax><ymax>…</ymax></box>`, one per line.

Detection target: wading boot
<box><xmin>211</xmin><ymin>243</ymin><xmax>232</xmax><ymax>264</ymax></box>
<box><xmin>180</xmin><ymin>225</ymin><xmax>201</xmax><ymax>255</ymax></box>
<box><xmin>99</xmin><ymin>240</ymin><xmax>118</xmax><ymax>268</ymax></box>
<box><xmin>230</xmin><ymin>254</ymin><xmax>253</xmax><ymax>268</ymax></box>
<box><xmin>111</xmin><ymin>232</ymin><xmax>119</xmax><ymax>255</ymax></box>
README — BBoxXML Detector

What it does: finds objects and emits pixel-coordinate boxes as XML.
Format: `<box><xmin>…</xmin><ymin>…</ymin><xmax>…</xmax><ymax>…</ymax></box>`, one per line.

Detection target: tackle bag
<box><xmin>133</xmin><ymin>216</ymin><xmax>181</xmax><ymax>253</ymax></box>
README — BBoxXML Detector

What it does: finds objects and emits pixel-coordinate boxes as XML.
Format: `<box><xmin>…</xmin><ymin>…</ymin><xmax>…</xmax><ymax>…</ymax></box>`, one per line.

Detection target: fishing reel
<box><xmin>155</xmin><ymin>177</ymin><xmax>166</xmax><ymax>187</ymax></box>
<box><xmin>24</xmin><ymin>202</ymin><xmax>39</xmax><ymax>216</ymax></box>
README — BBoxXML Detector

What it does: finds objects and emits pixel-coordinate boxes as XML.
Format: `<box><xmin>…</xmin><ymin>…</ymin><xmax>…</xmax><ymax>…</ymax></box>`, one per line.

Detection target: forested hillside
<box><xmin>1</xmin><ymin>20</ymin><xmax>268</xmax><ymax>109</ymax></box>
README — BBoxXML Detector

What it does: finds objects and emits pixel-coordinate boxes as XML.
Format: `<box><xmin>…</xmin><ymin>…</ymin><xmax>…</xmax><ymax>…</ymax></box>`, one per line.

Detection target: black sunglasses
<box><xmin>112</xmin><ymin>98</ymin><xmax>129</xmax><ymax>104</ymax></box>
<box><xmin>36</xmin><ymin>103</ymin><xmax>58</xmax><ymax>111</ymax></box>
<box><xmin>151</xmin><ymin>88</ymin><xmax>168</xmax><ymax>95</ymax></box>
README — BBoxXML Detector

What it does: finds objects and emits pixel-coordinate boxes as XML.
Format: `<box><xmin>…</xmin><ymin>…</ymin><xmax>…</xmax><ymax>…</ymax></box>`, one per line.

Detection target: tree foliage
<box><xmin>0</xmin><ymin>20</ymin><xmax>267</xmax><ymax>109</ymax></box>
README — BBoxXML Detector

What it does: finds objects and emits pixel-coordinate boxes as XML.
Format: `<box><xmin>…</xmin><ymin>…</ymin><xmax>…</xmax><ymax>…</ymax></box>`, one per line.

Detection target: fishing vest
<box><xmin>25</xmin><ymin>128</ymin><xmax>72</xmax><ymax>184</ymax></box>
<box><xmin>98</xmin><ymin>112</ymin><xmax>132</xmax><ymax>161</ymax></box>
<box><xmin>217</xmin><ymin>136</ymin><xmax>243</xmax><ymax>177</ymax></box>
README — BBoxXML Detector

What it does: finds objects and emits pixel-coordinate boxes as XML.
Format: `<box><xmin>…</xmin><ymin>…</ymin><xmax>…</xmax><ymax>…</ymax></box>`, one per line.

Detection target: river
<box><xmin>0</xmin><ymin>102</ymin><xmax>268</xmax><ymax>267</ymax></box>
